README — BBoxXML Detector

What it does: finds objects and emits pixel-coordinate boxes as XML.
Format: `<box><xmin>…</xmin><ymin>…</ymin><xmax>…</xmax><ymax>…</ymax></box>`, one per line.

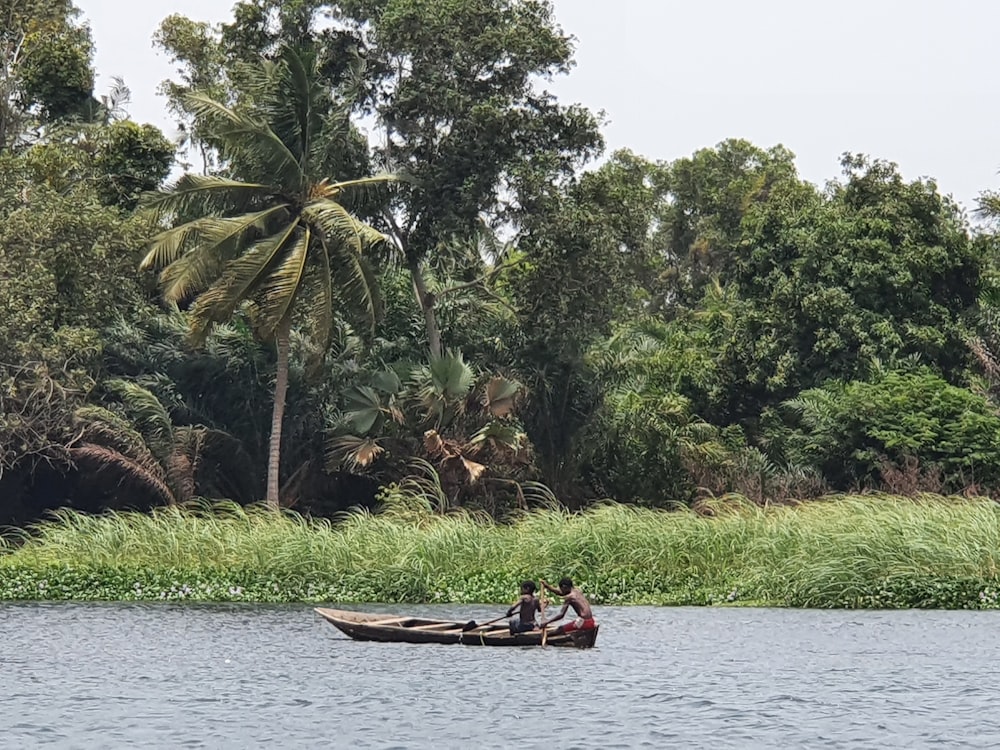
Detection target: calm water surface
<box><xmin>2</xmin><ymin>603</ymin><xmax>999</xmax><ymax>748</ymax></box>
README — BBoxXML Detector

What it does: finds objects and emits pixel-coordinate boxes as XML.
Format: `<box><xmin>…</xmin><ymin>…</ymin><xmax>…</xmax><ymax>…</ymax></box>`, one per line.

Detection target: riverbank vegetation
<box><xmin>3</xmin><ymin>493</ymin><xmax>1000</xmax><ymax>608</ymax></box>
<box><xmin>5</xmin><ymin>0</ymin><xmax>1000</xmax><ymax>554</ymax></box>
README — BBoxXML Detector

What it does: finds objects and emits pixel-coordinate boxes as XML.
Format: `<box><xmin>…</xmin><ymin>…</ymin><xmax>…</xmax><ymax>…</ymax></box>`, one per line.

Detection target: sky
<box><xmin>75</xmin><ymin>0</ymin><xmax>1000</xmax><ymax>216</ymax></box>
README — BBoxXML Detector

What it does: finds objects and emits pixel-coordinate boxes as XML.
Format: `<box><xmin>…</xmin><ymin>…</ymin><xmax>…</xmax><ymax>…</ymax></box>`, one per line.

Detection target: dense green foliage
<box><xmin>784</xmin><ymin>371</ymin><xmax>1000</xmax><ymax>490</ymax></box>
<box><xmin>4</xmin><ymin>495</ymin><xmax>1000</xmax><ymax>609</ymax></box>
<box><xmin>139</xmin><ymin>45</ymin><xmax>394</xmax><ymax>507</ymax></box>
<box><xmin>5</xmin><ymin>0</ymin><xmax>1000</xmax><ymax>534</ymax></box>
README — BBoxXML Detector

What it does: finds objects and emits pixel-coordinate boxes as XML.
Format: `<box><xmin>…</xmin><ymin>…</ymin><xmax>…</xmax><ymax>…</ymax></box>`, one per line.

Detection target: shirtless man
<box><xmin>507</xmin><ymin>580</ymin><xmax>542</xmax><ymax>635</ymax></box>
<box><xmin>539</xmin><ymin>577</ymin><xmax>596</xmax><ymax>634</ymax></box>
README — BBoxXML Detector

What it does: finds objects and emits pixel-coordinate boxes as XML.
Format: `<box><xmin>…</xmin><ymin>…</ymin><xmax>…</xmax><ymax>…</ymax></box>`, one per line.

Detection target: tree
<box><xmin>154</xmin><ymin>13</ymin><xmax>239</xmax><ymax>174</ymax></box>
<box><xmin>70</xmin><ymin>379</ymin><xmax>255</xmax><ymax>507</ymax></box>
<box><xmin>156</xmin><ymin>0</ymin><xmax>603</xmax><ymax>357</ymax></box>
<box><xmin>731</xmin><ymin>154</ymin><xmax>981</xmax><ymax>408</ymax></box>
<box><xmin>623</xmin><ymin>148</ymin><xmax>983</xmax><ymax>428</ymax></box>
<box><xmin>140</xmin><ymin>47</ymin><xmax>394</xmax><ymax>508</ymax></box>
<box><xmin>784</xmin><ymin>370</ymin><xmax>1000</xmax><ymax>492</ymax></box>
<box><xmin>581</xmin><ymin>332</ymin><xmax>723</xmax><ymax>506</ymax></box>
<box><xmin>155</xmin><ymin>5</ymin><xmax>371</xmax><ymax>178</ymax></box>
<box><xmin>327</xmin><ymin>351</ymin><xmax>530</xmax><ymax>510</ymax></box>
<box><xmin>504</xmin><ymin>152</ymin><xmax>662</xmax><ymax>495</ymax></box>
<box><xmin>93</xmin><ymin>120</ymin><xmax>175</xmax><ymax>210</ymax></box>
<box><xmin>0</xmin><ymin>0</ymin><xmax>95</xmax><ymax>152</ymax></box>
<box><xmin>657</xmin><ymin>139</ymin><xmax>804</xmax><ymax>309</ymax></box>
<box><xmin>341</xmin><ymin>0</ymin><xmax>602</xmax><ymax>356</ymax></box>
<box><xmin>0</xmin><ymin>137</ymin><xmax>158</xmax><ymax>367</ymax></box>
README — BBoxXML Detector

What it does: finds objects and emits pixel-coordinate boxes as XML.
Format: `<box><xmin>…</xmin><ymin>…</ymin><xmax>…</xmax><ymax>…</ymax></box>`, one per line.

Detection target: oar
<box><xmin>540</xmin><ymin>584</ymin><xmax>548</xmax><ymax>647</ymax></box>
<box><xmin>462</xmin><ymin>607</ymin><xmax>518</xmax><ymax>632</ymax></box>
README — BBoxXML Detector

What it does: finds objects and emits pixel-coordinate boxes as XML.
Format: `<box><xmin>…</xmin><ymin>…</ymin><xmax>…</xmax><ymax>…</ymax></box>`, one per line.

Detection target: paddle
<box><xmin>462</xmin><ymin>606</ymin><xmax>518</xmax><ymax>632</ymax></box>
<box><xmin>540</xmin><ymin>583</ymin><xmax>548</xmax><ymax>647</ymax></box>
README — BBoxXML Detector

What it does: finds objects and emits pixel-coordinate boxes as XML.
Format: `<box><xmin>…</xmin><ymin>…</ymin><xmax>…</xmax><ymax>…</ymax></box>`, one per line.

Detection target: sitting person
<box><xmin>507</xmin><ymin>580</ymin><xmax>541</xmax><ymax>635</ymax></box>
<box><xmin>540</xmin><ymin>577</ymin><xmax>596</xmax><ymax>634</ymax></box>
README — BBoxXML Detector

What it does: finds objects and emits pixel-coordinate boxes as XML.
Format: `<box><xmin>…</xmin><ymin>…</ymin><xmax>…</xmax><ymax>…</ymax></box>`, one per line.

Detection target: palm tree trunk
<box><xmin>409</xmin><ymin>259</ymin><xmax>442</xmax><ymax>358</ymax></box>
<box><xmin>266</xmin><ymin>317</ymin><xmax>291</xmax><ymax>508</ymax></box>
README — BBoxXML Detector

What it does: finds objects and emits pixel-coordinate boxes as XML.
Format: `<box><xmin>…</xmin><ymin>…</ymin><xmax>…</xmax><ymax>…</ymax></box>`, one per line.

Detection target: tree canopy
<box><xmin>3</xmin><ymin>2</ymin><xmax>1000</xmax><ymax>526</ymax></box>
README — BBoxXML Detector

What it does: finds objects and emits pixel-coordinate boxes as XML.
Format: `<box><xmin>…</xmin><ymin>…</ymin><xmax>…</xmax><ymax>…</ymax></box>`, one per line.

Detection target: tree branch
<box><xmin>435</xmin><ymin>257</ymin><xmax>525</xmax><ymax>301</ymax></box>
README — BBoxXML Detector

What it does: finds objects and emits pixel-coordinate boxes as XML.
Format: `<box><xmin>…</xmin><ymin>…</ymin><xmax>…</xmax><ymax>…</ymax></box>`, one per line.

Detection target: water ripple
<box><xmin>3</xmin><ymin>603</ymin><xmax>1000</xmax><ymax>748</ymax></box>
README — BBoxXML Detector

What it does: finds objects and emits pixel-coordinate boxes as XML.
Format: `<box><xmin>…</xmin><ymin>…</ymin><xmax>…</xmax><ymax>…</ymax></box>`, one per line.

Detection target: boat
<box><xmin>314</xmin><ymin>607</ymin><xmax>599</xmax><ymax>649</ymax></box>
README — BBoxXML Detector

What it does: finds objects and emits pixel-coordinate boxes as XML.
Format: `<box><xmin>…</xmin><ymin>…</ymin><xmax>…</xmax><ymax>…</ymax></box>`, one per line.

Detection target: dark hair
<box><xmin>520</xmin><ymin>580</ymin><xmax>537</xmax><ymax>595</ymax></box>
<box><xmin>558</xmin><ymin>577</ymin><xmax>573</xmax><ymax>592</ymax></box>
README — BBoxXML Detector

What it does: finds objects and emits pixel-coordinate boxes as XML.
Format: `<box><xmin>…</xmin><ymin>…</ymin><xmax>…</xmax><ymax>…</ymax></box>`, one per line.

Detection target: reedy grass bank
<box><xmin>2</xmin><ymin>493</ymin><xmax>1000</xmax><ymax>608</ymax></box>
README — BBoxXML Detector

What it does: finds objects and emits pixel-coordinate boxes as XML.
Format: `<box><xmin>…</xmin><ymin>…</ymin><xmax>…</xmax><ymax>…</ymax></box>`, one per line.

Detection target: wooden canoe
<box><xmin>314</xmin><ymin>607</ymin><xmax>599</xmax><ymax>649</ymax></box>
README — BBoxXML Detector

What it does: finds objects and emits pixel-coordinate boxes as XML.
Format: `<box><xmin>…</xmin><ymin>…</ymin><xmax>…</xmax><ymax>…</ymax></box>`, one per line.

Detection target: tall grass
<box><xmin>3</xmin><ymin>493</ymin><xmax>1000</xmax><ymax>607</ymax></box>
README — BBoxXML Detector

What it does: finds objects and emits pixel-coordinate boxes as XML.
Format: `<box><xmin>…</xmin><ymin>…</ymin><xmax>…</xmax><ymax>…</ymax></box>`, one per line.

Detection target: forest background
<box><xmin>5</xmin><ymin>0</ymin><xmax>1000</xmax><ymax>530</ymax></box>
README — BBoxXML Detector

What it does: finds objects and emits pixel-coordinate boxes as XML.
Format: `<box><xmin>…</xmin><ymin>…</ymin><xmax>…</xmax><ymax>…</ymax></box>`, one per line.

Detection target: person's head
<box><xmin>558</xmin><ymin>577</ymin><xmax>573</xmax><ymax>595</ymax></box>
<box><xmin>520</xmin><ymin>580</ymin><xmax>537</xmax><ymax>596</ymax></box>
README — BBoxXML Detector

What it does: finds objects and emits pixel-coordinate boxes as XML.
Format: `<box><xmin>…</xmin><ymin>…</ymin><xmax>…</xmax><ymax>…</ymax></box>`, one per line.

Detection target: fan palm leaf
<box><xmin>327</xmin><ymin>434</ymin><xmax>386</xmax><ymax>471</ymax></box>
<box><xmin>430</xmin><ymin>351</ymin><xmax>475</xmax><ymax>400</ymax></box>
<box><xmin>481</xmin><ymin>376</ymin><xmax>520</xmax><ymax>418</ymax></box>
<box><xmin>466</xmin><ymin>421</ymin><xmax>525</xmax><ymax>454</ymax></box>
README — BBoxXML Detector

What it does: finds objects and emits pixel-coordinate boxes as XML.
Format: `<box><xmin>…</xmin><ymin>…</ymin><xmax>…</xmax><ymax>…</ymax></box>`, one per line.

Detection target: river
<box><xmin>2</xmin><ymin>603</ymin><xmax>997</xmax><ymax>748</ymax></box>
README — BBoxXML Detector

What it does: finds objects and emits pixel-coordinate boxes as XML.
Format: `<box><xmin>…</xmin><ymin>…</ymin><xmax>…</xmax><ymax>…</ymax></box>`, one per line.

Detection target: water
<box><xmin>2</xmin><ymin>603</ymin><xmax>998</xmax><ymax>749</ymax></box>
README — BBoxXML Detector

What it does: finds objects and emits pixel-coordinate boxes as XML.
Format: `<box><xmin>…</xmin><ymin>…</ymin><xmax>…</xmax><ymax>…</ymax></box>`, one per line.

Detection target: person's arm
<box><xmin>540</xmin><ymin>601</ymin><xmax>569</xmax><ymax>628</ymax></box>
<box><xmin>505</xmin><ymin>598</ymin><xmax>523</xmax><ymax>618</ymax></box>
<box><xmin>541</xmin><ymin>580</ymin><xmax>562</xmax><ymax>596</ymax></box>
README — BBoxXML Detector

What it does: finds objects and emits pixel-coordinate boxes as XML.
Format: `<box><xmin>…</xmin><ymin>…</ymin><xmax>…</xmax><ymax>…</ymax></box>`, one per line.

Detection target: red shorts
<box><xmin>560</xmin><ymin>617</ymin><xmax>596</xmax><ymax>633</ymax></box>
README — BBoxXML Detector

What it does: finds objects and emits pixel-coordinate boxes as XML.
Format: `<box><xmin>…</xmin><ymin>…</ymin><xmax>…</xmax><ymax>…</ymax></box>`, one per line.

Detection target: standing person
<box><xmin>540</xmin><ymin>577</ymin><xmax>596</xmax><ymax>634</ymax></box>
<box><xmin>507</xmin><ymin>580</ymin><xmax>542</xmax><ymax>635</ymax></box>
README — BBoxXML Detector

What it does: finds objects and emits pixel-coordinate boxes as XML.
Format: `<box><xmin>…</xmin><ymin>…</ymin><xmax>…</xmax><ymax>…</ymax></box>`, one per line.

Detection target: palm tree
<box><xmin>70</xmin><ymin>379</ymin><xmax>254</xmax><ymax>507</ymax></box>
<box><xmin>327</xmin><ymin>352</ymin><xmax>530</xmax><ymax>502</ymax></box>
<box><xmin>140</xmin><ymin>46</ymin><xmax>394</xmax><ymax>508</ymax></box>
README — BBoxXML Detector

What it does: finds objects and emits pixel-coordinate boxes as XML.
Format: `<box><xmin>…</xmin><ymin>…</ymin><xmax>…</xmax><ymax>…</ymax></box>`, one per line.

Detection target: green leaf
<box><xmin>182</xmin><ymin>93</ymin><xmax>306</xmax><ymax>191</ymax></box>
<box><xmin>343</xmin><ymin>385</ymin><xmax>386</xmax><ymax>435</ymax></box>
<box><xmin>188</xmin><ymin>220</ymin><xmax>298</xmax><ymax>341</ymax></box>
<box><xmin>256</xmin><ymin>226</ymin><xmax>310</xmax><ymax>338</ymax></box>
<box><xmin>154</xmin><ymin>206</ymin><xmax>289</xmax><ymax>302</ymax></box>
<box><xmin>140</xmin><ymin>174</ymin><xmax>273</xmax><ymax>222</ymax></box>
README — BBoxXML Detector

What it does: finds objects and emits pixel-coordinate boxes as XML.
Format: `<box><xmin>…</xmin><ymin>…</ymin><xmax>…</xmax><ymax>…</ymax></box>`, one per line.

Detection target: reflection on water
<box><xmin>2</xmin><ymin>602</ymin><xmax>999</xmax><ymax>748</ymax></box>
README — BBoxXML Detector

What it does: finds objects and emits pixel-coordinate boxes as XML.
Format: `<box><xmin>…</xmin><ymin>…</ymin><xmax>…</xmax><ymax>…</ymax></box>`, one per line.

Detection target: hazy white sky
<box><xmin>76</xmin><ymin>0</ymin><xmax>999</xmax><ymax>215</ymax></box>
